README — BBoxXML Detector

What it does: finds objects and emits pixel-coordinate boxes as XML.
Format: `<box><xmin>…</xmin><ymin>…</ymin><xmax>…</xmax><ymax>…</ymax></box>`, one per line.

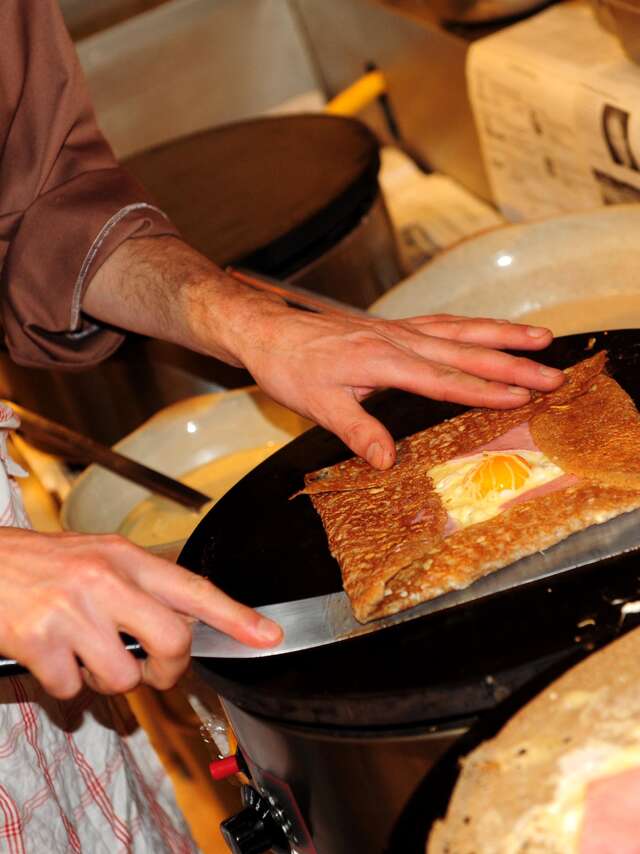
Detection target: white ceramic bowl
<box><xmin>61</xmin><ymin>387</ymin><xmax>310</xmax><ymax>557</ymax></box>
<box><xmin>372</xmin><ymin>205</ymin><xmax>640</xmax><ymax>335</ymax></box>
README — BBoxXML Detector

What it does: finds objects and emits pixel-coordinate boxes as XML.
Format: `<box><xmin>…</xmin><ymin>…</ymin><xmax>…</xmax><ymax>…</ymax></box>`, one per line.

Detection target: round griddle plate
<box><xmin>181</xmin><ymin>331</ymin><xmax>640</xmax><ymax>728</ymax></box>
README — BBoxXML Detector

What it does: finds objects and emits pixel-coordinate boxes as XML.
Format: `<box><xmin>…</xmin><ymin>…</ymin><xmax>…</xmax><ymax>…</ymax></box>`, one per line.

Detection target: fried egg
<box><xmin>428</xmin><ymin>450</ymin><xmax>565</xmax><ymax>529</ymax></box>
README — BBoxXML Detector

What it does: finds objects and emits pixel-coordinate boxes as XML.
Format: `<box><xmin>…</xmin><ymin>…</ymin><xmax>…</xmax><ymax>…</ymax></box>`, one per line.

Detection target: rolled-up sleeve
<box><xmin>0</xmin><ymin>0</ymin><xmax>180</xmax><ymax>370</ymax></box>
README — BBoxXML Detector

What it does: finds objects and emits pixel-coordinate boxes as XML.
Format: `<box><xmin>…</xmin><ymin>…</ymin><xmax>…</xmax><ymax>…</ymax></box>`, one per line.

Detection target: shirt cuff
<box><xmin>1</xmin><ymin>168</ymin><xmax>181</xmax><ymax>371</ymax></box>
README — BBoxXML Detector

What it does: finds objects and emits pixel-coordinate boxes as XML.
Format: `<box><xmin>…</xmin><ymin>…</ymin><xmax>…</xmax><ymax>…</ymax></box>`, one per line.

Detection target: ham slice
<box><xmin>460</xmin><ymin>421</ymin><xmax>539</xmax><ymax>455</ymax></box>
<box><xmin>441</xmin><ymin>422</ymin><xmax>581</xmax><ymax>535</ymax></box>
<box><xmin>443</xmin><ymin>515</ymin><xmax>459</xmax><ymax>536</ymax></box>
<box><xmin>503</xmin><ymin>472</ymin><xmax>580</xmax><ymax>508</ymax></box>
<box><xmin>579</xmin><ymin>766</ymin><xmax>640</xmax><ymax>854</ymax></box>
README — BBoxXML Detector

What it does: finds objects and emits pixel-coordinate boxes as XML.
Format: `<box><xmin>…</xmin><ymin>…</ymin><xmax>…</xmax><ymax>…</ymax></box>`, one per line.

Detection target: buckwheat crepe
<box><xmin>302</xmin><ymin>353</ymin><xmax>640</xmax><ymax>623</ymax></box>
<box><xmin>427</xmin><ymin>625</ymin><xmax>640</xmax><ymax>853</ymax></box>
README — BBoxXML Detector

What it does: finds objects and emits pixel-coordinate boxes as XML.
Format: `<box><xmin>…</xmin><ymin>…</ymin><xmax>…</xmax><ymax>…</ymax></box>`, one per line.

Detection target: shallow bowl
<box><xmin>61</xmin><ymin>387</ymin><xmax>310</xmax><ymax>558</ymax></box>
<box><xmin>372</xmin><ymin>205</ymin><xmax>640</xmax><ymax>335</ymax></box>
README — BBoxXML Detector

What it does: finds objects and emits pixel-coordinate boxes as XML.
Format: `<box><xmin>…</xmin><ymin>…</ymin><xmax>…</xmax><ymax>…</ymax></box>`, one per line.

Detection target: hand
<box><xmin>83</xmin><ymin>237</ymin><xmax>565</xmax><ymax>469</ymax></box>
<box><xmin>0</xmin><ymin>529</ymin><xmax>282</xmax><ymax>699</ymax></box>
<box><xmin>225</xmin><ymin>300</ymin><xmax>565</xmax><ymax>469</ymax></box>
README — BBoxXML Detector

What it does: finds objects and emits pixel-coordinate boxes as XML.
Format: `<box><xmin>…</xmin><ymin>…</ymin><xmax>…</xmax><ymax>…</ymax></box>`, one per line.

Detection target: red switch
<box><xmin>209</xmin><ymin>754</ymin><xmax>241</xmax><ymax>781</ymax></box>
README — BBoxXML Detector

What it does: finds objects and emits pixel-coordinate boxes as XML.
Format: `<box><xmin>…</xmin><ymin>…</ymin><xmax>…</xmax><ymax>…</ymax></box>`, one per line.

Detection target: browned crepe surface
<box><xmin>531</xmin><ymin>372</ymin><xmax>640</xmax><ymax>489</ymax></box>
<box><xmin>427</xmin><ymin>625</ymin><xmax>640</xmax><ymax>853</ymax></box>
<box><xmin>303</xmin><ymin>352</ymin><xmax>640</xmax><ymax>623</ymax></box>
<box><xmin>303</xmin><ymin>353</ymin><xmax>606</xmax><ymax>496</ymax></box>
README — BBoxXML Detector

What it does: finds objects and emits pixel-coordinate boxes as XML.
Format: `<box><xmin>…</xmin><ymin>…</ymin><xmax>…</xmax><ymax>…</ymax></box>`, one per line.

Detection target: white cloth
<box><xmin>0</xmin><ymin>405</ymin><xmax>198</xmax><ymax>853</ymax></box>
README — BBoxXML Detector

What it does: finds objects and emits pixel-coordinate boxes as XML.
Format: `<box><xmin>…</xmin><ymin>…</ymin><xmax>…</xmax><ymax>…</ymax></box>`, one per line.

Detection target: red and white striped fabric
<box><xmin>0</xmin><ymin>405</ymin><xmax>198</xmax><ymax>853</ymax></box>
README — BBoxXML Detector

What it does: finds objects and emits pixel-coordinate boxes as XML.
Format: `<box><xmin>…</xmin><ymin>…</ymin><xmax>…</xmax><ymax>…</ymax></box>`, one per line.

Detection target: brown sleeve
<box><xmin>0</xmin><ymin>0</ymin><xmax>181</xmax><ymax>370</ymax></box>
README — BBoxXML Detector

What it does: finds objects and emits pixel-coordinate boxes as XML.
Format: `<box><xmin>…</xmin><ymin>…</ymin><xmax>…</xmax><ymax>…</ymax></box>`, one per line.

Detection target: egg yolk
<box><xmin>466</xmin><ymin>453</ymin><xmax>532</xmax><ymax>498</ymax></box>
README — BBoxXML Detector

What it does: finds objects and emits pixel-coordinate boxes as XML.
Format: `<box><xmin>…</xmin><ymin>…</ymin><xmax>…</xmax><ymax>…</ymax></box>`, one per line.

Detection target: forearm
<box><xmin>1</xmin><ymin>0</ymin><xmax>182</xmax><ymax>370</ymax></box>
<box><xmin>83</xmin><ymin>231</ymin><xmax>564</xmax><ymax>470</ymax></box>
<box><xmin>82</xmin><ymin>234</ymin><xmax>285</xmax><ymax>367</ymax></box>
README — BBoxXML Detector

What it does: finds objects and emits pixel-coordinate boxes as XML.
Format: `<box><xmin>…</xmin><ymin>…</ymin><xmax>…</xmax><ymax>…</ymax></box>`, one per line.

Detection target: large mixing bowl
<box><xmin>372</xmin><ymin>205</ymin><xmax>640</xmax><ymax>334</ymax></box>
<box><xmin>61</xmin><ymin>388</ymin><xmax>310</xmax><ymax>558</ymax></box>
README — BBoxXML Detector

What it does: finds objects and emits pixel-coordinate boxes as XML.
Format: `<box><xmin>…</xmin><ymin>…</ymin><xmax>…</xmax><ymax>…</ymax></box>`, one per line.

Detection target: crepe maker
<box><xmin>178</xmin><ymin>329</ymin><xmax>640</xmax><ymax>854</ymax></box>
<box><xmin>1</xmin><ymin>332</ymin><xmax>638</xmax><ymax>854</ymax></box>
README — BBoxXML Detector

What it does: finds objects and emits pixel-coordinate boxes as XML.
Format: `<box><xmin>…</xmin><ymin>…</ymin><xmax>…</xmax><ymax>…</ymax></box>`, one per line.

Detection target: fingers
<box><xmin>108</xmin><ymin>589</ymin><xmax>193</xmax><ymax>691</ymax></box>
<box><xmin>1</xmin><ymin>610</ymin><xmax>140</xmax><ymax>699</ymax></box>
<box><xmin>80</xmin><ymin>655</ymin><xmax>142</xmax><ymax>695</ymax></box>
<box><xmin>25</xmin><ymin>647</ymin><xmax>83</xmax><ymax>701</ymax></box>
<box><xmin>124</xmin><ymin>548</ymin><xmax>283</xmax><ymax>649</ymax></box>
<box><xmin>39</xmin><ymin>614</ymin><xmax>178</xmax><ymax>697</ymax></box>
<box><xmin>413</xmin><ymin>360</ymin><xmax>537</xmax><ymax>407</ymax></box>
<box><xmin>261</xmin><ymin>324</ymin><xmax>561</xmax><ymax>469</ymax></box>
<box><xmin>62</xmin><ymin>537</ymin><xmax>193</xmax><ymax>692</ymax></box>
<box><xmin>302</xmin><ymin>361</ymin><xmax>533</xmax><ymax>471</ymax></box>
<box><xmin>0</xmin><ymin>530</ymin><xmax>283</xmax><ymax>699</ymax></box>
<box><xmin>395</xmin><ymin>333</ymin><xmax>564</xmax><ymax>391</ymax></box>
<box><xmin>314</xmin><ymin>390</ymin><xmax>396</xmax><ymax>469</ymax></box>
<box><xmin>140</xmin><ymin>649</ymin><xmax>190</xmax><ymax>692</ymax></box>
<box><xmin>350</xmin><ymin>346</ymin><xmax>535</xmax><ymax>410</ymax></box>
<box><xmin>406</xmin><ymin>315</ymin><xmax>554</xmax><ymax>351</ymax></box>
<box><xmin>76</xmin><ymin>542</ymin><xmax>283</xmax><ymax>689</ymax></box>
<box><xmin>356</xmin><ymin>319</ymin><xmax>562</xmax><ymax>392</ymax></box>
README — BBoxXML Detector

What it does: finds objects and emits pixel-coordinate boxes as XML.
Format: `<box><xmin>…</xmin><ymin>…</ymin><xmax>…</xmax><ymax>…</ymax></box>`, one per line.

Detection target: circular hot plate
<box><xmin>180</xmin><ymin>330</ymin><xmax>640</xmax><ymax>729</ymax></box>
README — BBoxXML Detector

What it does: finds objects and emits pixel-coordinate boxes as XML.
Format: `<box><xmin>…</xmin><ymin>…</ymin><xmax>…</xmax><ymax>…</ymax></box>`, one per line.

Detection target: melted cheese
<box><xmin>428</xmin><ymin>449</ymin><xmax>564</xmax><ymax>528</ymax></box>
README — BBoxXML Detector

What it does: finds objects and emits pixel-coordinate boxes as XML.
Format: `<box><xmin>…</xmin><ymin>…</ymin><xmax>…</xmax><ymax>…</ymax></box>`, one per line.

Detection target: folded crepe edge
<box><xmin>300</xmin><ymin>351</ymin><xmax>607</xmax><ymax>497</ymax></box>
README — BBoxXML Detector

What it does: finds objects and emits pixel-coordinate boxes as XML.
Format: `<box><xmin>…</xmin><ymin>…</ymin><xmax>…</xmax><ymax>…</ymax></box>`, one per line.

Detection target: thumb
<box><xmin>319</xmin><ymin>391</ymin><xmax>396</xmax><ymax>470</ymax></box>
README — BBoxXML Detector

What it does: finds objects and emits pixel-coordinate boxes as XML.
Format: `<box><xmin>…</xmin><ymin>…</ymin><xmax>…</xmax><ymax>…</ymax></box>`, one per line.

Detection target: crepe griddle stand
<box><xmin>178</xmin><ymin>330</ymin><xmax>640</xmax><ymax>854</ymax></box>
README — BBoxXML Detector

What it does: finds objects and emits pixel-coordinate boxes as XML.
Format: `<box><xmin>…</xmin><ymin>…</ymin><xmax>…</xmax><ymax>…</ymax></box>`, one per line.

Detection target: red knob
<box><xmin>209</xmin><ymin>754</ymin><xmax>241</xmax><ymax>781</ymax></box>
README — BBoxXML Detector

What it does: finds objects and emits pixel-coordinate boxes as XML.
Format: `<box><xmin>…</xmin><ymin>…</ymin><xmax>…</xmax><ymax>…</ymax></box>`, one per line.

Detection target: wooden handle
<box><xmin>8</xmin><ymin>403</ymin><xmax>211</xmax><ymax>512</ymax></box>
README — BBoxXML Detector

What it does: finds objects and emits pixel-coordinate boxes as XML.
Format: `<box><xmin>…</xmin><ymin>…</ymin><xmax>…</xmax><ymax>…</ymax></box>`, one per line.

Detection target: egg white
<box><xmin>428</xmin><ymin>449</ymin><xmax>565</xmax><ymax>529</ymax></box>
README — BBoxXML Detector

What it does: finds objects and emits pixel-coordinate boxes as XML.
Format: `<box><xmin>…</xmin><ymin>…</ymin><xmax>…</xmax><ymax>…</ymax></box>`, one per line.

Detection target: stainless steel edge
<box><xmin>190</xmin><ymin>507</ymin><xmax>640</xmax><ymax>658</ymax></box>
<box><xmin>190</xmin><ymin>593</ymin><xmax>349</xmax><ymax>659</ymax></box>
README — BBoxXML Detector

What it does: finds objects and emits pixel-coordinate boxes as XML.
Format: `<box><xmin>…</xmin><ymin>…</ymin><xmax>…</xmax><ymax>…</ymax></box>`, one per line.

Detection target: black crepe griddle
<box><xmin>181</xmin><ymin>330</ymin><xmax>640</xmax><ymax>729</ymax></box>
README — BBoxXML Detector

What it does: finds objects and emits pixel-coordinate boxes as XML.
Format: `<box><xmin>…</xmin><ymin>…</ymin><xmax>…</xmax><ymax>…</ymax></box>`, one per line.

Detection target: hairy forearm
<box><xmin>82</xmin><ymin>235</ymin><xmax>284</xmax><ymax>367</ymax></box>
<box><xmin>82</xmin><ymin>232</ymin><xmax>564</xmax><ymax>470</ymax></box>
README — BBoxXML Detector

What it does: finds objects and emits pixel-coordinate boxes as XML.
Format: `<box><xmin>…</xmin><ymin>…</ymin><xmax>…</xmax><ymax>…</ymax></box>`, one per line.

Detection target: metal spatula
<box><xmin>189</xmin><ymin>506</ymin><xmax>640</xmax><ymax>658</ymax></box>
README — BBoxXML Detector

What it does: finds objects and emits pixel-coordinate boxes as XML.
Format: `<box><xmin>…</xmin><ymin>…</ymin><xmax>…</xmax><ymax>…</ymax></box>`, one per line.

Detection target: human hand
<box><xmin>0</xmin><ymin>529</ymin><xmax>281</xmax><ymax>699</ymax></box>
<box><xmin>83</xmin><ymin>237</ymin><xmax>564</xmax><ymax>469</ymax></box>
<box><xmin>224</xmin><ymin>301</ymin><xmax>564</xmax><ymax>469</ymax></box>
